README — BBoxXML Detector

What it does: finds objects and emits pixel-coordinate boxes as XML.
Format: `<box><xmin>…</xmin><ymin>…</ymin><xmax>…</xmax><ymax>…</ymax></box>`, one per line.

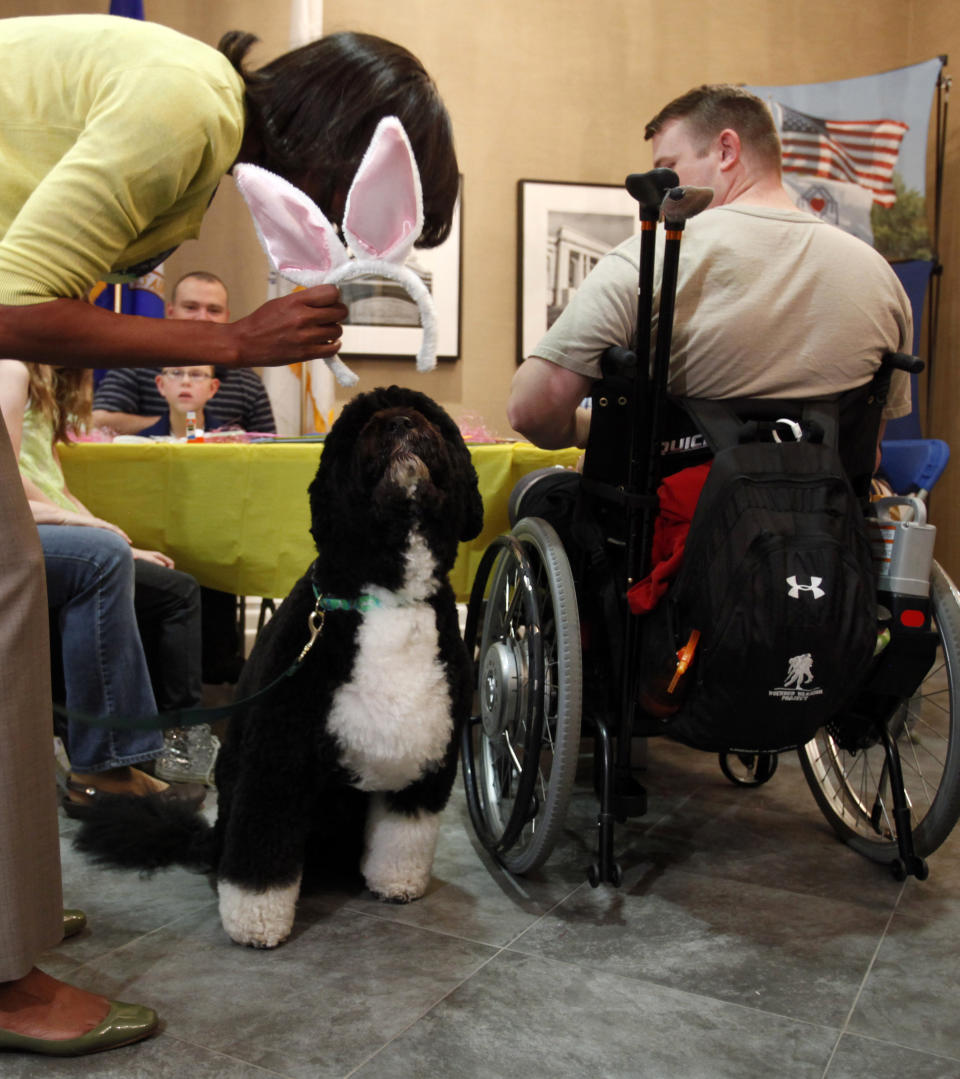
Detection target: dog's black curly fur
<box><xmin>75</xmin><ymin>387</ymin><xmax>483</xmax><ymax>947</ymax></box>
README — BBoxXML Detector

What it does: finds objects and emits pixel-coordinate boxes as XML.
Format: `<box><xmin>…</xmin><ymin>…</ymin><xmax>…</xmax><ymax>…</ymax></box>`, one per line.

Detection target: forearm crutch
<box><xmin>620</xmin><ymin>170</ymin><xmax>677</xmax><ymax>576</ymax></box>
<box><xmin>637</xmin><ymin>185</ymin><xmax>714</xmax><ymax>577</ymax></box>
<box><xmin>596</xmin><ymin>176</ymin><xmax>712</xmax><ymax>884</ymax></box>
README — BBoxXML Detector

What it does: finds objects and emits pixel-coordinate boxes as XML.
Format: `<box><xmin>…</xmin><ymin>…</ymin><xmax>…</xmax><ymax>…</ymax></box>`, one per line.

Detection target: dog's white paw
<box><xmin>368</xmin><ymin>874</ymin><xmax>430</xmax><ymax>904</ymax></box>
<box><xmin>218</xmin><ymin>877</ymin><xmax>300</xmax><ymax>949</ymax></box>
<box><xmin>361</xmin><ymin>800</ymin><xmax>440</xmax><ymax>904</ymax></box>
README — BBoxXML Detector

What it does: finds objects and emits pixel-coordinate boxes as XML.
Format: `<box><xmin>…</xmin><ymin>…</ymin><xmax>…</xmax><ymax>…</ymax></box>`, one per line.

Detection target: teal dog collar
<box><xmin>312</xmin><ymin>586</ymin><xmax>383</xmax><ymax>613</ymax></box>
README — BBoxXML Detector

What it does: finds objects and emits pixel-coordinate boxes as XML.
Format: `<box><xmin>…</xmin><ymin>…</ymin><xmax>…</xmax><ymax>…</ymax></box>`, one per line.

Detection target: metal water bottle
<box><xmin>866</xmin><ymin>496</ymin><xmax>936</xmax><ymax>629</ymax></box>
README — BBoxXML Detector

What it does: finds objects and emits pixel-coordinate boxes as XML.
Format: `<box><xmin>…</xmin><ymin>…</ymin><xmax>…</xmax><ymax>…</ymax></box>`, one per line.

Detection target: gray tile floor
<box><xmin>12</xmin><ymin>738</ymin><xmax>960</xmax><ymax>1079</ymax></box>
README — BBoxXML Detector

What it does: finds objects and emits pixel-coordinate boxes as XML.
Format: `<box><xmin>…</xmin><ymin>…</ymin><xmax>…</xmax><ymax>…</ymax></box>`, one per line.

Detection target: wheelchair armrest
<box><xmin>600</xmin><ymin>345</ymin><xmax>638</xmax><ymax>380</ymax></box>
<box><xmin>882</xmin><ymin>350</ymin><xmax>925</xmax><ymax>375</ymax></box>
<box><xmin>582</xmin><ymin>349</ymin><xmax>643</xmax><ymax>486</ymax></box>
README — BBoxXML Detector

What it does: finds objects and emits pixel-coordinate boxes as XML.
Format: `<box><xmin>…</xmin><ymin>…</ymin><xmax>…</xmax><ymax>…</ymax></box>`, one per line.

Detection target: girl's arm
<box><xmin>0</xmin><ymin>358</ymin><xmax>101</xmax><ymax>516</ymax></box>
<box><xmin>0</xmin><ymin>358</ymin><xmax>29</xmax><ymax>456</ymax></box>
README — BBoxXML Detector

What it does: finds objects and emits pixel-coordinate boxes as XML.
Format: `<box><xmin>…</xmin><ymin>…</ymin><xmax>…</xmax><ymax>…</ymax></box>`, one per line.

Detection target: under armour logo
<box><xmin>786</xmin><ymin>575</ymin><xmax>825</xmax><ymax>600</ymax></box>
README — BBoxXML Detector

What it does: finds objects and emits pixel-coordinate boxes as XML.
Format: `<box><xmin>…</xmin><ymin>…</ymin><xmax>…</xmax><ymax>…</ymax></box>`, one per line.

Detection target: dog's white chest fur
<box><xmin>327</xmin><ymin>532</ymin><xmax>452</xmax><ymax>791</ymax></box>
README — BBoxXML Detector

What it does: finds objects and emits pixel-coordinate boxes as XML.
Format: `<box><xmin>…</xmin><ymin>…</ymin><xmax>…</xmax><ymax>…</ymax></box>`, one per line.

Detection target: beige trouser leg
<box><xmin>0</xmin><ymin>410</ymin><xmax>62</xmax><ymax>981</ymax></box>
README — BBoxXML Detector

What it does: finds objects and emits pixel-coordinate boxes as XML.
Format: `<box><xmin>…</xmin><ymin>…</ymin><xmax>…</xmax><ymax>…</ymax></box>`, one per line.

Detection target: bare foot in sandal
<box><xmin>62</xmin><ymin>767</ymin><xmax>205</xmax><ymax>819</ymax></box>
<box><xmin>68</xmin><ymin>767</ymin><xmax>168</xmax><ymax>800</ymax></box>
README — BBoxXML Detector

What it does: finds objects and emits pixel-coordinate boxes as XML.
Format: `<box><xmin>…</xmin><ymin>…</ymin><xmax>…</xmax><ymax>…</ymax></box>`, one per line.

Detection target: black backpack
<box><xmin>642</xmin><ymin>396</ymin><xmax>878</xmax><ymax>753</ymax></box>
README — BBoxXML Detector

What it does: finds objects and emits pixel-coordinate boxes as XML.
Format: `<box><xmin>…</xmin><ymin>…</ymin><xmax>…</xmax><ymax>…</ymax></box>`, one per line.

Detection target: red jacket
<box><xmin>626</xmin><ymin>463</ymin><xmax>711</xmax><ymax>615</ymax></box>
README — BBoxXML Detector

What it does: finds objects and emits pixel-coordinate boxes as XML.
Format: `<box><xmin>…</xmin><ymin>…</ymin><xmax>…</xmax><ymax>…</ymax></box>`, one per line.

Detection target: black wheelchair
<box><xmin>460</xmin><ymin>349</ymin><xmax>960</xmax><ymax>887</ymax></box>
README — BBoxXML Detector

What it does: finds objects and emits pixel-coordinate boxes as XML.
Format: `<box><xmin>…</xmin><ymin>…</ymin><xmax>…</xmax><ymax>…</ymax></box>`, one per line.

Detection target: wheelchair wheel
<box><xmin>719</xmin><ymin>751</ymin><xmax>778</xmax><ymax>787</ymax></box>
<box><xmin>461</xmin><ymin>517</ymin><xmax>582</xmax><ymax>874</ymax></box>
<box><xmin>800</xmin><ymin>560</ymin><xmax>960</xmax><ymax>863</ymax></box>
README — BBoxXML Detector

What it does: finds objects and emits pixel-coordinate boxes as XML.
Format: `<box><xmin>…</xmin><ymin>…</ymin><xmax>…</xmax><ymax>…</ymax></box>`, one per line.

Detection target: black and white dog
<box><xmin>76</xmin><ymin>386</ymin><xmax>483</xmax><ymax>949</ymax></box>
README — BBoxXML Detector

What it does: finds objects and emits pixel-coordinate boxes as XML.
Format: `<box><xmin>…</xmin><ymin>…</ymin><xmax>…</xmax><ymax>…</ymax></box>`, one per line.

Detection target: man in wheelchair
<box><xmin>473</xmin><ymin>85</ymin><xmax>956</xmax><ymax>883</ymax></box>
<box><xmin>508</xmin><ymin>82</ymin><xmax>912</xmax><ymax>710</ymax></box>
<box><xmin>508</xmin><ymin>83</ymin><xmax>911</xmax><ymax>455</ymax></box>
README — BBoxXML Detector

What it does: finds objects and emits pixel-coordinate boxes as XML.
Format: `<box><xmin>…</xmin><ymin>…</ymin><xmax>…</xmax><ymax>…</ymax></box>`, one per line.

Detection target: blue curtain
<box><xmin>885</xmin><ymin>259</ymin><xmax>935</xmax><ymax>440</ymax></box>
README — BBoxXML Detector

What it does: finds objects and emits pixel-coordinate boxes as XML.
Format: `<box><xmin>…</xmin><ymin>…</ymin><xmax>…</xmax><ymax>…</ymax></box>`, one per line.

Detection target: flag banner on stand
<box><xmin>749</xmin><ymin>59</ymin><xmax>947</xmax><ymax>437</ymax></box>
<box><xmin>260</xmin><ymin>0</ymin><xmax>335</xmax><ymax>436</ymax></box>
<box><xmin>778</xmin><ymin>106</ymin><xmax>907</xmax><ymax>206</ymax></box>
<box><xmin>90</xmin><ymin>270</ymin><xmax>165</xmax><ymax>387</ymax></box>
<box><xmin>748</xmin><ymin>59</ymin><xmax>943</xmax><ymax>258</ymax></box>
<box><xmin>261</xmin><ymin>270</ymin><xmax>306</xmax><ymax>436</ymax></box>
<box><xmin>304</xmin><ymin>363</ymin><xmax>336</xmax><ymax>434</ymax></box>
<box><xmin>91</xmin><ymin>270</ymin><xmax>165</xmax><ymax>319</ymax></box>
<box><xmin>781</xmin><ymin>173</ymin><xmax>875</xmax><ymax>246</ymax></box>
<box><xmin>109</xmin><ymin>0</ymin><xmax>144</xmax><ymax>17</ymax></box>
<box><xmin>290</xmin><ymin>0</ymin><xmax>323</xmax><ymax>48</ymax></box>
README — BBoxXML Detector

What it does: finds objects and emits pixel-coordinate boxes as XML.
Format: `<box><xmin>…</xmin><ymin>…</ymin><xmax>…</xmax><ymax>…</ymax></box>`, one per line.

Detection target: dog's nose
<box><xmin>389</xmin><ymin>415</ymin><xmax>414</xmax><ymax>435</ymax></box>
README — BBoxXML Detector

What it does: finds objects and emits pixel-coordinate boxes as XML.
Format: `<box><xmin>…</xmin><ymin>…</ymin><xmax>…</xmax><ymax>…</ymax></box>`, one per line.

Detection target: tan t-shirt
<box><xmin>534</xmin><ymin>204</ymin><xmax>912</xmax><ymax>418</ymax></box>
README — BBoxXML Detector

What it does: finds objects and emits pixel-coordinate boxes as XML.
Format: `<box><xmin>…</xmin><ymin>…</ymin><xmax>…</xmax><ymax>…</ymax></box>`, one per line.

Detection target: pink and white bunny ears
<box><xmin>234</xmin><ymin>116</ymin><xmax>437</xmax><ymax>387</ymax></box>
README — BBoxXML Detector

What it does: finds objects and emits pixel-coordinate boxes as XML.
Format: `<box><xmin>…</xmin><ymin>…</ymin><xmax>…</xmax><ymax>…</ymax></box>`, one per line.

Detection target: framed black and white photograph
<box><xmin>339</xmin><ymin>181</ymin><xmax>463</xmax><ymax>361</ymax></box>
<box><xmin>517</xmin><ymin>179</ymin><xmax>639</xmax><ymax>363</ymax></box>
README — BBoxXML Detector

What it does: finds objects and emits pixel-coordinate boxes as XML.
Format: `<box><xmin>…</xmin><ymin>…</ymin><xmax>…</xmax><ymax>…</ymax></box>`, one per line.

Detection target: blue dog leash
<box><xmin>53</xmin><ymin>588</ymin><xmax>384</xmax><ymax>731</ymax></box>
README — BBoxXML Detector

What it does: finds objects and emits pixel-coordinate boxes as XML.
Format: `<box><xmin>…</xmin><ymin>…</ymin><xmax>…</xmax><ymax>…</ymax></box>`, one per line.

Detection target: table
<box><xmin>60</xmin><ymin>440</ymin><xmax>582</xmax><ymax>602</ymax></box>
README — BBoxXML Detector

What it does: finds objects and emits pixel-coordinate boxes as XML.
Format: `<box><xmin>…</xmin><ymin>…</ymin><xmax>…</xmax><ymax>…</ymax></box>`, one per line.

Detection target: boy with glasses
<box><xmin>146</xmin><ymin>365</ymin><xmax>222</xmax><ymax>438</ymax></box>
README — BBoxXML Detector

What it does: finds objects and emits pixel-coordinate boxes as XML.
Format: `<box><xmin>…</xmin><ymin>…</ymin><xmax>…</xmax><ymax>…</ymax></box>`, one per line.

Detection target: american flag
<box><xmin>777</xmin><ymin>103</ymin><xmax>908</xmax><ymax>208</ymax></box>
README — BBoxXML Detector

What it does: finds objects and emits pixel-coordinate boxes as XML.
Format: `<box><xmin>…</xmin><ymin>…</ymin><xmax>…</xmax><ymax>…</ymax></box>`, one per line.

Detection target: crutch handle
<box><xmin>660</xmin><ymin>185</ymin><xmax>714</xmax><ymax>226</ymax></box>
<box><xmin>626</xmin><ymin>168</ymin><xmax>679</xmax><ymax>218</ymax></box>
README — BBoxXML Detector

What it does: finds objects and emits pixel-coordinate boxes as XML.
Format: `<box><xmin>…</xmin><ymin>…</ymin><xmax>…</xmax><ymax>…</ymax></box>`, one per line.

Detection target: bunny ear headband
<box><xmin>234</xmin><ymin>116</ymin><xmax>436</xmax><ymax>387</ymax></box>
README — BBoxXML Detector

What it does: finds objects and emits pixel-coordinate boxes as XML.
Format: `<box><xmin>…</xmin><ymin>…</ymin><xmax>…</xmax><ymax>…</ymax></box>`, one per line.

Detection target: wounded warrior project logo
<box><xmin>769</xmin><ymin>653</ymin><xmax>824</xmax><ymax>702</ymax></box>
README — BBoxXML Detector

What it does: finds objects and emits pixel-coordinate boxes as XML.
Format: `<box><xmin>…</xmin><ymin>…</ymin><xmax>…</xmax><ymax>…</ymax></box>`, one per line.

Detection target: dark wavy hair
<box><xmin>644</xmin><ymin>84</ymin><xmax>782</xmax><ymax>172</ymax></box>
<box><xmin>220</xmin><ymin>30</ymin><xmax>459</xmax><ymax>248</ymax></box>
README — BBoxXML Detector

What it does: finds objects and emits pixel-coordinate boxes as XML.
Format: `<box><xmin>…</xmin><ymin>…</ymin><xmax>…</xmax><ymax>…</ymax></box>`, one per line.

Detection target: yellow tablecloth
<box><xmin>59</xmin><ymin>440</ymin><xmax>581</xmax><ymax>602</ymax></box>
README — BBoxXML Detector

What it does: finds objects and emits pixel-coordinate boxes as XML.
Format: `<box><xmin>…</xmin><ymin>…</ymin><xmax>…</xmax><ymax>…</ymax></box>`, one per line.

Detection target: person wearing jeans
<box><xmin>42</xmin><ymin>524</ymin><xmax>162</xmax><ymax>776</ymax></box>
<box><xmin>0</xmin><ymin>358</ymin><xmax>209</xmax><ymax>812</ymax></box>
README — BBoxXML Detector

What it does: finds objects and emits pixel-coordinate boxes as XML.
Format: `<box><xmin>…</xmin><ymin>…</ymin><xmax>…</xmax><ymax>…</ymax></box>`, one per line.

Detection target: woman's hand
<box><xmin>226</xmin><ymin>285</ymin><xmax>350</xmax><ymax>368</ymax></box>
<box><xmin>131</xmin><ymin>548</ymin><xmax>175</xmax><ymax>568</ymax></box>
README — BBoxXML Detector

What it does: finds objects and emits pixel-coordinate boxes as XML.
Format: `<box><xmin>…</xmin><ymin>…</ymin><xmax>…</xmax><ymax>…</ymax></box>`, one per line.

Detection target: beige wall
<box><xmin>2</xmin><ymin>0</ymin><xmax>958</xmax><ymax>572</ymax></box>
<box><xmin>908</xmin><ymin>0</ymin><xmax>960</xmax><ymax>576</ymax></box>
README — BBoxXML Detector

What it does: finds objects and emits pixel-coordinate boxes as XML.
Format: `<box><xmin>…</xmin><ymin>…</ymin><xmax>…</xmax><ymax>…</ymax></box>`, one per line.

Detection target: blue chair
<box><xmin>880</xmin><ymin>437</ymin><xmax>950</xmax><ymax>500</ymax></box>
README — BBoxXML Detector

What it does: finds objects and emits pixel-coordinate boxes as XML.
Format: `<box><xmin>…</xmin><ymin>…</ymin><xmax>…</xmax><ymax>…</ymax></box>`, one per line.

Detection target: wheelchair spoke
<box><xmin>503</xmin><ymin>729</ymin><xmax>524</xmax><ymax>777</ymax></box>
<box><xmin>491</xmin><ymin>567</ymin><xmax>523</xmax><ymax>637</ymax></box>
<box><xmin>864</xmin><ymin>756</ymin><xmax>895</xmax><ymax>839</ymax></box>
<box><xmin>899</xmin><ymin>707</ymin><xmax>940</xmax><ymax>807</ymax></box>
<box><xmin>490</xmin><ymin>735</ymin><xmax>513</xmax><ymax>792</ymax></box>
<box><xmin>801</xmin><ymin>562</ymin><xmax>960</xmax><ymax>863</ymax></box>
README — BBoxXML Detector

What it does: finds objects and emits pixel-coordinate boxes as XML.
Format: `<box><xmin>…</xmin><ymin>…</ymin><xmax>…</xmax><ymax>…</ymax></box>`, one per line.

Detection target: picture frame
<box><xmin>517</xmin><ymin>179</ymin><xmax>640</xmax><ymax>363</ymax></box>
<box><xmin>338</xmin><ymin>180</ymin><xmax>463</xmax><ymax>362</ymax></box>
